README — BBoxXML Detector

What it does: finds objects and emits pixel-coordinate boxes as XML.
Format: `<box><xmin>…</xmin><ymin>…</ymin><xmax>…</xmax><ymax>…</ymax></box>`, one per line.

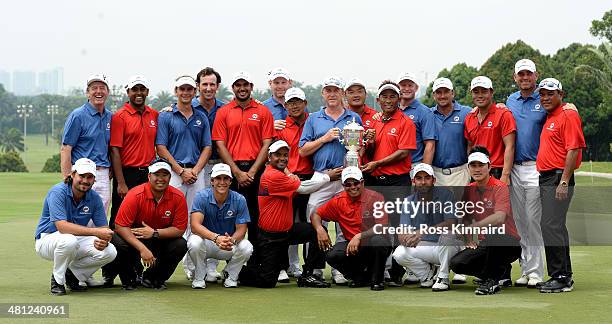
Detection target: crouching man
<box><xmin>188</xmin><ymin>163</ymin><xmax>253</xmax><ymax>289</ymax></box>
<box><xmin>102</xmin><ymin>158</ymin><xmax>188</xmax><ymax>290</ymax></box>
<box><xmin>35</xmin><ymin>158</ymin><xmax>116</xmax><ymax>295</ymax></box>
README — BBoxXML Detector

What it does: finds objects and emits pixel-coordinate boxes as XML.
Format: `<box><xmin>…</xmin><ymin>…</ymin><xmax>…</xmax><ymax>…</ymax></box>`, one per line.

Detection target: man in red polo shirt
<box><xmin>464</xmin><ymin>76</ymin><xmax>516</xmax><ymax>184</ymax></box>
<box><xmin>101</xmin><ymin>159</ymin><xmax>188</xmax><ymax>290</ymax></box>
<box><xmin>449</xmin><ymin>147</ymin><xmax>521</xmax><ymax>295</ymax></box>
<box><xmin>312</xmin><ymin>167</ymin><xmax>391</xmax><ymax>291</ymax></box>
<box><xmin>212</xmin><ymin>71</ymin><xmax>274</xmax><ymax>260</ymax></box>
<box><xmin>109</xmin><ymin>76</ymin><xmax>159</xmax><ymax>228</ymax></box>
<box><xmin>535</xmin><ymin>78</ymin><xmax>585</xmax><ymax>293</ymax></box>
<box><xmin>238</xmin><ymin>140</ymin><xmax>336</xmax><ymax>288</ymax></box>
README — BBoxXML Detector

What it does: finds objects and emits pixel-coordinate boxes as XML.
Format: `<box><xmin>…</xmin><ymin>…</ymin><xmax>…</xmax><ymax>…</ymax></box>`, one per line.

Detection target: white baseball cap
<box><xmin>468</xmin><ymin>152</ymin><xmax>490</xmax><ymax>164</ymax></box>
<box><xmin>411</xmin><ymin>163</ymin><xmax>435</xmax><ymax>178</ymax></box>
<box><xmin>125</xmin><ymin>75</ymin><xmax>149</xmax><ymax>90</ymax></box>
<box><xmin>211</xmin><ymin>163</ymin><xmax>233</xmax><ymax>178</ymax></box>
<box><xmin>322</xmin><ymin>76</ymin><xmax>344</xmax><ymax>89</ymax></box>
<box><xmin>344</xmin><ymin>78</ymin><xmax>366</xmax><ymax>91</ymax></box>
<box><xmin>86</xmin><ymin>74</ymin><xmax>109</xmax><ymax>88</ymax></box>
<box><xmin>432</xmin><ymin>77</ymin><xmax>454</xmax><ymax>92</ymax></box>
<box><xmin>514</xmin><ymin>59</ymin><xmax>537</xmax><ymax>74</ymax></box>
<box><xmin>285</xmin><ymin>87</ymin><xmax>306</xmax><ymax>101</ymax></box>
<box><xmin>231</xmin><ymin>71</ymin><xmax>253</xmax><ymax>85</ymax></box>
<box><xmin>377</xmin><ymin>83</ymin><xmax>400</xmax><ymax>97</ymax></box>
<box><xmin>538</xmin><ymin>78</ymin><xmax>563</xmax><ymax>91</ymax></box>
<box><xmin>174</xmin><ymin>75</ymin><xmax>196</xmax><ymax>88</ymax></box>
<box><xmin>148</xmin><ymin>160</ymin><xmax>172</xmax><ymax>174</ymax></box>
<box><xmin>470</xmin><ymin>76</ymin><xmax>493</xmax><ymax>91</ymax></box>
<box><xmin>268</xmin><ymin>67</ymin><xmax>291</xmax><ymax>81</ymax></box>
<box><xmin>269</xmin><ymin>140</ymin><xmax>290</xmax><ymax>154</ymax></box>
<box><xmin>397</xmin><ymin>72</ymin><xmax>418</xmax><ymax>84</ymax></box>
<box><xmin>342</xmin><ymin>167</ymin><xmax>363</xmax><ymax>183</ymax></box>
<box><xmin>72</xmin><ymin>158</ymin><xmax>97</xmax><ymax>176</ymax></box>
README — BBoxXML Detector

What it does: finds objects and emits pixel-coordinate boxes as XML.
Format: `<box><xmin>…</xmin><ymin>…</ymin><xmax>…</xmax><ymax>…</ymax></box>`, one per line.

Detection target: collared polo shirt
<box><xmin>191</xmin><ymin>188</ymin><xmax>250</xmax><ymax>235</ymax></box>
<box><xmin>317</xmin><ymin>189</ymin><xmax>387</xmax><ymax>241</ymax></box>
<box><xmin>356</xmin><ymin>105</ymin><xmax>378</xmax><ymax>131</ymax></box>
<box><xmin>110</xmin><ymin>103</ymin><xmax>159</xmax><ymax>167</ymax></box>
<box><xmin>400</xmin><ymin>187</ymin><xmax>457</xmax><ymax>242</ymax></box>
<box><xmin>431</xmin><ymin>101</ymin><xmax>471</xmax><ymax>168</ymax></box>
<box><xmin>258</xmin><ymin>165</ymin><xmax>301</xmax><ymax>232</ymax></box>
<box><xmin>114</xmin><ymin>182</ymin><xmax>188</xmax><ymax>230</ymax></box>
<box><xmin>62</xmin><ymin>102</ymin><xmax>112</xmax><ymax>167</ymax></box>
<box><xmin>506</xmin><ymin>91</ymin><xmax>547</xmax><ymax>162</ymax></box>
<box><xmin>400</xmin><ymin>99</ymin><xmax>437</xmax><ymax>163</ymax></box>
<box><xmin>299</xmin><ymin>108</ymin><xmax>363</xmax><ymax>171</ymax></box>
<box><xmin>35</xmin><ymin>182</ymin><xmax>107</xmax><ymax>239</ymax></box>
<box><xmin>192</xmin><ymin>97</ymin><xmax>226</xmax><ymax>160</ymax></box>
<box><xmin>276</xmin><ymin>113</ymin><xmax>313</xmax><ymax>175</ymax></box>
<box><xmin>464</xmin><ymin>103</ymin><xmax>516</xmax><ymax>168</ymax></box>
<box><xmin>155</xmin><ymin>104</ymin><xmax>212</xmax><ymax>165</ymax></box>
<box><xmin>464</xmin><ymin>177</ymin><xmax>520</xmax><ymax>240</ymax></box>
<box><xmin>212</xmin><ymin>99</ymin><xmax>275</xmax><ymax>161</ymax></box>
<box><xmin>536</xmin><ymin>104</ymin><xmax>585</xmax><ymax>172</ymax></box>
<box><xmin>371</xmin><ymin>109</ymin><xmax>417</xmax><ymax>176</ymax></box>
<box><xmin>263</xmin><ymin>96</ymin><xmax>287</xmax><ymax>121</ymax></box>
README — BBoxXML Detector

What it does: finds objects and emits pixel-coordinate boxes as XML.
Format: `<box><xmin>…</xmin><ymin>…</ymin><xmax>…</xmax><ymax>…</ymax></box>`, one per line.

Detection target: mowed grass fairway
<box><xmin>2</xmin><ymin>172</ymin><xmax>612</xmax><ymax>323</ymax></box>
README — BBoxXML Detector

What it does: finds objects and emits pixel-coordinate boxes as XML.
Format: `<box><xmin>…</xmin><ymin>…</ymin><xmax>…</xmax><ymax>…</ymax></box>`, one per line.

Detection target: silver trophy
<box><xmin>340</xmin><ymin>117</ymin><xmax>365</xmax><ymax>167</ymax></box>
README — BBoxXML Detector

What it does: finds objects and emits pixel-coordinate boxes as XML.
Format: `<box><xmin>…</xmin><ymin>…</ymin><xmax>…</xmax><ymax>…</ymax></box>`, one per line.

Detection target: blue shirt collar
<box><xmin>407</xmin><ymin>98</ymin><xmax>423</xmax><ymax>110</ymax></box>
<box><xmin>319</xmin><ymin>107</ymin><xmax>352</xmax><ymax>121</ymax></box>
<box><xmin>433</xmin><ymin>101</ymin><xmax>462</xmax><ymax>115</ymax></box>
<box><xmin>207</xmin><ymin>189</ymin><xmax>230</xmax><ymax>209</ymax></box>
<box><xmin>85</xmin><ymin>102</ymin><xmax>107</xmax><ymax>116</ymax></box>
<box><xmin>517</xmin><ymin>91</ymin><xmax>539</xmax><ymax>101</ymax></box>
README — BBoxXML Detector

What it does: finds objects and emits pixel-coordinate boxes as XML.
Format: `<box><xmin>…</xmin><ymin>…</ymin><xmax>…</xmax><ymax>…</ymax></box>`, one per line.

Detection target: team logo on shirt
<box><xmin>150</xmin><ymin>120</ymin><xmax>156</xmax><ymax>127</ymax></box>
<box><xmin>453</xmin><ymin>116</ymin><xmax>460</xmax><ymax>122</ymax></box>
<box><xmin>227</xmin><ymin>210</ymin><xmax>234</xmax><ymax>217</ymax></box>
<box><xmin>82</xmin><ymin>206</ymin><xmax>90</xmax><ymax>214</ymax></box>
<box><xmin>547</xmin><ymin>122</ymin><xmax>555</xmax><ymax>130</ymax></box>
<box><xmin>164</xmin><ymin>210</ymin><xmax>171</xmax><ymax>218</ymax></box>
<box><xmin>106</xmin><ymin>122</ymin><xmax>111</xmax><ymax>130</ymax></box>
<box><xmin>483</xmin><ymin>198</ymin><xmax>493</xmax><ymax>209</ymax></box>
<box><xmin>195</xmin><ymin>119</ymin><xmax>202</xmax><ymax>126</ymax></box>
<box><xmin>387</xmin><ymin>127</ymin><xmax>398</xmax><ymax>137</ymax></box>
<box><xmin>487</xmin><ymin>121</ymin><xmax>493</xmax><ymax>128</ymax></box>
<box><xmin>409</xmin><ymin>114</ymin><xmax>415</xmax><ymax>119</ymax></box>
<box><xmin>365</xmin><ymin>120</ymin><xmax>371</xmax><ymax>126</ymax></box>
<box><xmin>534</xmin><ymin>104</ymin><xmax>541</xmax><ymax>110</ymax></box>
<box><xmin>248</xmin><ymin>113</ymin><xmax>260</xmax><ymax>122</ymax></box>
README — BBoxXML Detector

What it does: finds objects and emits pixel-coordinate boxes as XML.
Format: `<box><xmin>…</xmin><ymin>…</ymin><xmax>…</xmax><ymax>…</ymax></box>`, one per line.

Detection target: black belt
<box><xmin>375</xmin><ymin>173</ymin><xmax>410</xmax><ymax>180</ymax></box>
<box><xmin>123</xmin><ymin>166</ymin><xmax>149</xmax><ymax>172</ymax></box>
<box><xmin>295</xmin><ymin>173</ymin><xmax>314</xmax><ymax>181</ymax></box>
<box><xmin>539</xmin><ymin>169</ymin><xmax>563</xmax><ymax>177</ymax></box>
<box><xmin>178</xmin><ymin>162</ymin><xmax>196</xmax><ymax>168</ymax></box>
<box><xmin>236</xmin><ymin>160</ymin><xmax>255</xmax><ymax>167</ymax></box>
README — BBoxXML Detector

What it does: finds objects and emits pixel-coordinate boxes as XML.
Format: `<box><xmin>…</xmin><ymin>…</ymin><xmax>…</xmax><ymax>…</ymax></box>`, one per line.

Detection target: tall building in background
<box><xmin>13</xmin><ymin>70</ymin><xmax>36</xmax><ymax>95</ymax></box>
<box><xmin>38</xmin><ymin>67</ymin><xmax>64</xmax><ymax>94</ymax></box>
<box><xmin>0</xmin><ymin>70</ymin><xmax>10</xmax><ymax>92</ymax></box>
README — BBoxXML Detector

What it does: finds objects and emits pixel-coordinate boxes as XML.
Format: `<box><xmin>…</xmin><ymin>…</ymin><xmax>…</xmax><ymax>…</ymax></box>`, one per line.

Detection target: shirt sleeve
<box><xmin>114</xmin><ymin>191</ymin><xmax>137</xmax><ymax>228</ymax></box>
<box><xmin>316</xmin><ymin>197</ymin><xmax>339</xmax><ymax>222</ymax></box>
<box><xmin>398</xmin><ymin>117</ymin><xmax>417</xmax><ymax>150</ymax></box>
<box><xmin>563</xmin><ymin>110</ymin><xmax>586</xmax><ymax>150</ymax></box>
<box><xmin>463</xmin><ymin>115</ymin><xmax>474</xmax><ymax>142</ymax></box>
<box><xmin>268</xmin><ymin>173</ymin><xmax>301</xmax><ymax>198</ymax></box>
<box><xmin>500</xmin><ymin>110</ymin><xmax>517</xmax><ymax>137</ymax></box>
<box><xmin>91</xmin><ymin>193</ymin><xmax>109</xmax><ymax>227</ymax></box>
<box><xmin>235</xmin><ymin>194</ymin><xmax>251</xmax><ymax>224</ymax></box>
<box><xmin>420</xmin><ymin>109</ymin><xmax>438</xmax><ymax>141</ymax></box>
<box><xmin>494</xmin><ymin>185</ymin><xmax>512</xmax><ymax>215</ymax></box>
<box><xmin>48</xmin><ymin>190</ymin><xmax>68</xmax><ymax>223</ymax></box>
<box><xmin>298</xmin><ymin>115</ymin><xmax>315</xmax><ymax>148</ymax></box>
<box><xmin>172</xmin><ymin>192</ymin><xmax>189</xmax><ymax>231</ymax></box>
<box><xmin>211</xmin><ymin>107</ymin><xmax>227</xmax><ymax>141</ymax></box>
<box><xmin>260</xmin><ymin>108</ymin><xmax>275</xmax><ymax>140</ymax></box>
<box><xmin>191</xmin><ymin>191</ymin><xmax>206</xmax><ymax>214</ymax></box>
<box><xmin>109</xmin><ymin>113</ymin><xmax>125</xmax><ymax>148</ymax></box>
<box><xmin>62</xmin><ymin>112</ymin><xmax>81</xmax><ymax>146</ymax></box>
<box><xmin>200</xmin><ymin>115</ymin><xmax>212</xmax><ymax>149</ymax></box>
<box><xmin>155</xmin><ymin>112</ymin><xmax>170</xmax><ymax>146</ymax></box>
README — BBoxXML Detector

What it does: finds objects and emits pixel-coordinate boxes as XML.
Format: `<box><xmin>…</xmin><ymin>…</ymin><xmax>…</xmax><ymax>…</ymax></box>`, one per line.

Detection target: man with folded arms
<box><xmin>35</xmin><ymin>158</ymin><xmax>116</xmax><ymax>295</ymax></box>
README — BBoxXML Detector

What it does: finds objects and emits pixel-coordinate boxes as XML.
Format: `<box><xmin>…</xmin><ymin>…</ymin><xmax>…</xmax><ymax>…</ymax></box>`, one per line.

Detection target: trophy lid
<box><xmin>344</xmin><ymin>117</ymin><xmax>364</xmax><ymax>131</ymax></box>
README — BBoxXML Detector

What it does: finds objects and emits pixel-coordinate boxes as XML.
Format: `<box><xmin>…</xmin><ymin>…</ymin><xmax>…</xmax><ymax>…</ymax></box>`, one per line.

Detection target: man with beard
<box><xmin>239</xmin><ymin>140</ymin><xmax>335</xmax><ymax>288</ymax></box>
<box><xmin>61</xmin><ymin>74</ymin><xmax>113</xmax><ymax>214</ymax></box>
<box><xmin>263</xmin><ymin>67</ymin><xmax>293</xmax><ymax>120</ymax></box>
<box><xmin>35</xmin><ymin>158</ymin><xmax>116</xmax><ymax>295</ymax></box>
<box><xmin>212</xmin><ymin>71</ymin><xmax>275</xmax><ymax>263</ymax></box>
<box><xmin>102</xmin><ymin>159</ymin><xmax>188</xmax><ymax>290</ymax></box>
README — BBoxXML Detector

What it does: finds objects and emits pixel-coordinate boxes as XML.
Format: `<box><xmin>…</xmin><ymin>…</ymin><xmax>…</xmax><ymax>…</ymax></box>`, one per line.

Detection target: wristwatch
<box><xmin>560</xmin><ymin>180</ymin><xmax>568</xmax><ymax>187</ymax></box>
<box><xmin>152</xmin><ymin>230</ymin><xmax>160</xmax><ymax>239</ymax></box>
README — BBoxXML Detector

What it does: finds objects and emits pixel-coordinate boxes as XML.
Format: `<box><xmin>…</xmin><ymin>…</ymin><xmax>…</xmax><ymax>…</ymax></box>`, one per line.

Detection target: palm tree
<box><xmin>0</xmin><ymin>128</ymin><xmax>25</xmax><ymax>152</ymax></box>
<box><xmin>150</xmin><ymin>91</ymin><xmax>176</xmax><ymax>110</ymax></box>
<box><xmin>575</xmin><ymin>42</ymin><xmax>612</xmax><ymax>92</ymax></box>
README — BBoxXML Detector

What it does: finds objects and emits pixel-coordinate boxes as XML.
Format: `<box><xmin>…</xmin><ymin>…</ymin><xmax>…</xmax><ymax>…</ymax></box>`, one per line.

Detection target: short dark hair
<box><xmin>149</xmin><ymin>157</ymin><xmax>170</xmax><ymax>166</ymax></box>
<box><xmin>196</xmin><ymin>67</ymin><xmax>221</xmax><ymax>85</ymax></box>
<box><xmin>378</xmin><ymin>80</ymin><xmax>399</xmax><ymax>89</ymax></box>
<box><xmin>469</xmin><ymin>146</ymin><xmax>490</xmax><ymax>157</ymax></box>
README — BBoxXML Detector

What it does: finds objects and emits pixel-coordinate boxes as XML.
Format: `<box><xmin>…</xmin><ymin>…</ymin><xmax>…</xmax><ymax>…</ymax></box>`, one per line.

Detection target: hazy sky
<box><xmin>1</xmin><ymin>0</ymin><xmax>608</xmax><ymax>94</ymax></box>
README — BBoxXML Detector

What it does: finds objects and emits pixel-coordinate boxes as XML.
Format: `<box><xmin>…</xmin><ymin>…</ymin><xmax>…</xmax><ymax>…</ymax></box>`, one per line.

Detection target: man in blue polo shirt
<box><xmin>35</xmin><ymin>158</ymin><xmax>116</xmax><ymax>295</ymax></box>
<box><xmin>188</xmin><ymin>163</ymin><xmax>252</xmax><ymax>289</ymax></box>
<box><xmin>505</xmin><ymin>59</ymin><xmax>546</xmax><ymax>288</ymax></box>
<box><xmin>299</xmin><ymin>76</ymin><xmax>362</xmax><ymax>285</ymax></box>
<box><xmin>397</xmin><ymin>72</ymin><xmax>437</xmax><ymax>165</ymax></box>
<box><xmin>156</xmin><ymin>75</ymin><xmax>213</xmax><ymax>279</ymax></box>
<box><xmin>61</xmin><ymin>74</ymin><xmax>113</xmax><ymax>215</ymax></box>
<box><xmin>430</xmin><ymin>77</ymin><xmax>472</xmax><ymax>186</ymax></box>
<box><xmin>263</xmin><ymin>67</ymin><xmax>292</xmax><ymax>120</ymax></box>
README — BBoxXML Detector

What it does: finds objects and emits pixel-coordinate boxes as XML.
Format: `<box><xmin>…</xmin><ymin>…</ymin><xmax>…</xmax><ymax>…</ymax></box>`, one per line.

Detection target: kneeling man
<box><xmin>35</xmin><ymin>158</ymin><xmax>116</xmax><ymax>295</ymax></box>
<box><xmin>188</xmin><ymin>163</ymin><xmax>253</xmax><ymax>289</ymax></box>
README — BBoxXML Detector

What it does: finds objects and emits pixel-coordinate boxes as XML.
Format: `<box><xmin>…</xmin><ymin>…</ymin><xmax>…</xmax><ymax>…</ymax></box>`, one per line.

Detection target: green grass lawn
<box><xmin>20</xmin><ymin>134</ymin><xmax>60</xmax><ymax>173</ymax></box>
<box><xmin>1</xmin><ymin>173</ymin><xmax>612</xmax><ymax>323</ymax></box>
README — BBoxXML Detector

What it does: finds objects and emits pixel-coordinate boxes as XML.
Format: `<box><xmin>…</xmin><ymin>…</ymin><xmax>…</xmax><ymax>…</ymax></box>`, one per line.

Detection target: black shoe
<box><xmin>65</xmin><ymin>269</ymin><xmax>87</xmax><ymax>292</ymax></box>
<box><xmin>50</xmin><ymin>274</ymin><xmax>66</xmax><ymax>296</ymax></box>
<box><xmin>348</xmin><ymin>280</ymin><xmax>369</xmax><ymax>288</ymax></box>
<box><xmin>141</xmin><ymin>277</ymin><xmax>156</xmax><ymax>289</ymax></box>
<box><xmin>297</xmin><ymin>274</ymin><xmax>331</xmax><ymax>288</ymax></box>
<box><xmin>370</xmin><ymin>282</ymin><xmax>385</xmax><ymax>291</ymax></box>
<box><xmin>386</xmin><ymin>276</ymin><xmax>404</xmax><ymax>288</ymax></box>
<box><xmin>156</xmin><ymin>282</ymin><xmax>167</xmax><ymax>290</ymax></box>
<box><xmin>475</xmin><ymin>278</ymin><xmax>500</xmax><ymax>295</ymax></box>
<box><xmin>499</xmin><ymin>278</ymin><xmax>512</xmax><ymax>287</ymax></box>
<box><xmin>539</xmin><ymin>277</ymin><xmax>574</xmax><ymax>293</ymax></box>
<box><xmin>122</xmin><ymin>282</ymin><xmax>138</xmax><ymax>291</ymax></box>
<box><xmin>102</xmin><ymin>277</ymin><xmax>115</xmax><ymax>288</ymax></box>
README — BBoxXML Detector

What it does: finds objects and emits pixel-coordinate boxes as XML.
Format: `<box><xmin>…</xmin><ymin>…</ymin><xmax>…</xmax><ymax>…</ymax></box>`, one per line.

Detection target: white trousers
<box><xmin>35</xmin><ymin>232</ymin><xmax>116</xmax><ymax>285</ymax></box>
<box><xmin>392</xmin><ymin>239</ymin><xmax>461</xmax><ymax>280</ymax></box>
<box><xmin>92</xmin><ymin>167</ymin><xmax>111</xmax><ymax>217</ymax></box>
<box><xmin>187</xmin><ymin>235</ymin><xmax>253</xmax><ymax>281</ymax></box>
<box><xmin>510</xmin><ymin>163</ymin><xmax>544</xmax><ymax>279</ymax></box>
<box><xmin>306</xmin><ymin>172</ymin><xmax>345</xmax><ymax>242</ymax></box>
